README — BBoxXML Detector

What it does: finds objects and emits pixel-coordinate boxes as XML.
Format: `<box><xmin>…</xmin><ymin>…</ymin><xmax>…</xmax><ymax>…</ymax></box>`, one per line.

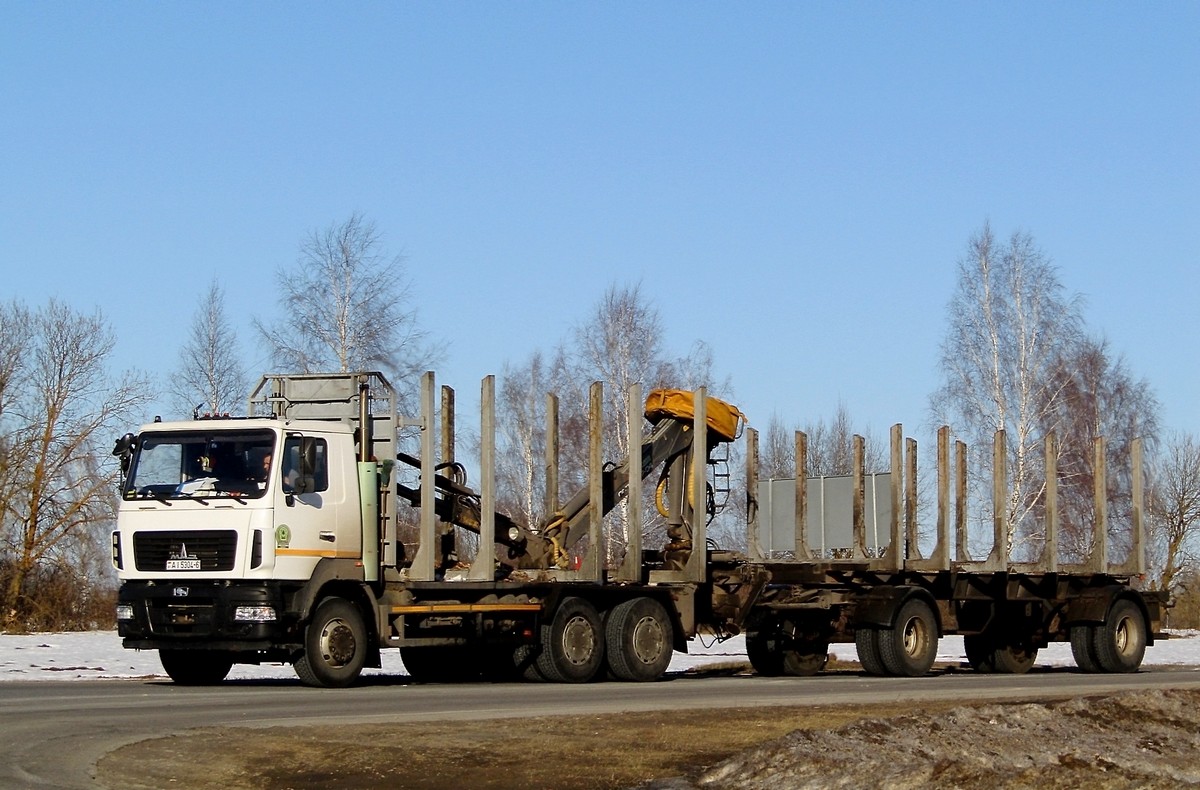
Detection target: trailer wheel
<box><xmin>1092</xmin><ymin>599</ymin><xmax>1147</xmax><ymax>673</ymax></box>
<box><xmin>965</xmin><ymin>634</ymin><xmax>1037</xmax><ymax>674</ymax></box>
<box><xmin>1070</xmin><ymin>625</ymin><xmax>1100</xmax><ymax>673</ymax></box>
<box><xmin>159</xmin><ymin>649</ymin><xmax>233</xmax><ymax>685</ymax></box>
<box><xmin>855</xmin><ymin>627</ymin><xmax>887</xmax><ymax>676</ymax></box>
<box><xmin>745</xmin><ymin>611</ymin><xmax>790</xmax><ymax>676</ymax></box>
<box><xmin>992</xmin><ymin>643</ymin><xmax>1038</xmax><ymax>674</ymax></box>
<box><xmin>535</xmin><ymin>597</ymin><xmax>604</xmax><ymax>683</ymax></box>
<box><xmin>878</xmin><ymin>598</ymin><xmax>938</xmax><ymax>677</ymax></box>
<box><xmin>963</xmin><ymin>634</ymin><xmax>994</xmax><ymax>673</ymax></box>
<box><xmin>783</xmin><ymin>646</ymin><xmax>829</xmax><ymax>676</ymax></box>
<box><xmin>605</xmin><ymin>597</ymin><xmax>673</xmax><ymax>682</ymax></box>
<box><xmin>294</xmin><ymin>597</ymin><xmax>368</xmax><ymax>688</ymax></box>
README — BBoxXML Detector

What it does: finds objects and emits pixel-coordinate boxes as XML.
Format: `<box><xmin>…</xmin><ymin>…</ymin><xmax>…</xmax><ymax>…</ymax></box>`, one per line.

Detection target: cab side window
<box><xmin>281</xmin><ymin>437</ymin><xmax>329</xmax><ymax>493</ymax></box>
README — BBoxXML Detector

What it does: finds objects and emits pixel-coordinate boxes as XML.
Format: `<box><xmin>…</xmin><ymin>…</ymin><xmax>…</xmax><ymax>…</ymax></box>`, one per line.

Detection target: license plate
<box><xmin>166</xmin><ymin>559</ymin><xmax>201</xmax><ymax>571</ymax></box>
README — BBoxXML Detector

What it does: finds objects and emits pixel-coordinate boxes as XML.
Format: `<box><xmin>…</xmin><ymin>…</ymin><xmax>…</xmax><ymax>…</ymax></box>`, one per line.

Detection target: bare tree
<box><xmin>0</xmin><ymin>300</ymin><xmax>150</xmax><ymax>629</ymax></box>
<box><xmin>256</xmin><ymin>213</ymin><xmax>442</xmax><ymax>412</ymax></box>
<box><xmin>562</xmin><ymin>284</ymin><xmax>664</xmax><ymax>564</ymax></box>
<box><xmin>804</xmin><ymin>404</ymin><xmax>887</xmax><ymax>477</ymax></box>
<box><xmin>759</xmin><ymin>405</ymin><xmax>885</xmax><ymax>479</ymax></box>
<box><xmin>492</xmin><ymin>283</ymin><xmax>734</xmax><ymax>564</ymax></box>
<box><xmin>0</xmin><ymin>301</ymin><xmax>31</xmax><ymax>420</ymax></box>
<box><xmin>760</xmin><ymin>412</ymin><xmax>797</xmax><ymax>480</ymax></box>
<box><xmin>495</xmin><ymin>349</ymin><xmax>565</xmax><ymax>529</ymax></box>
<box><xmin>931</xmin><ymin>224</ymin><xmax>1084</xmax><ymax>556</ymax></box>
<box><xmin>1147</xmin><ymin>432</ymin><xmax>1200</xmax><ymax>602</ymax></box>
<box><xmin>171</xmin><ymin>279</ymin><xmax>245</xmax><ymax>418</ymax></box>
<box><xmin>1043</xmin><ymin>336</ymin><xmax>1159</xmax><ymax>562</ymax></box>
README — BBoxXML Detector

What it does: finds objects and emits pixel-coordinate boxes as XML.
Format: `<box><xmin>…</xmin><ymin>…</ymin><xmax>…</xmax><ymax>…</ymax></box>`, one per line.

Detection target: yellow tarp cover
<box><xmin>644</xmin><ymin>389</ymin><xmax>744</xmax><ymax>441</ymax></box>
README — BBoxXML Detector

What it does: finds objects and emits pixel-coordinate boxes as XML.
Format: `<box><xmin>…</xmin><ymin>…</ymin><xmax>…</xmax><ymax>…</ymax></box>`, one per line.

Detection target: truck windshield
<box><xmin>123</xmin><ymin>429</ymin><xmax>277</xmax><ymax>500</ymax></box>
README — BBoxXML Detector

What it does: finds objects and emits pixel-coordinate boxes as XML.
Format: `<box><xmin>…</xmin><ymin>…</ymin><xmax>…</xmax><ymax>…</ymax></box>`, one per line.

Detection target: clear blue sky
<box><xmin>3</xmin><ymin>4</ymin><xmax>1197</xmax><ymax>444</ymax></box>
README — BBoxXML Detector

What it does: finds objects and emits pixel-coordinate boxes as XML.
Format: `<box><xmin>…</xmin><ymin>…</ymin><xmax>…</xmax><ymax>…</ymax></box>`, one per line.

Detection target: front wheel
<box><xmin>159</xmin><ymin>649</ymin><xmax>233</xmax><ymax>685</ymax></box>
<box><xmin>295</xmin><ymin>598</ymin><xmax>368</xmax><ymax>688</ymax></box>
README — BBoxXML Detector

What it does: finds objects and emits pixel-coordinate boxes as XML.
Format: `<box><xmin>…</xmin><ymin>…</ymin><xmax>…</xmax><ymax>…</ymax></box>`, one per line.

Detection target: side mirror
<box><xmin>288</xmin><ymin>436</ymin><xmax>318</xmax><ymax>495</ymax></box>
<box><xmin>112</xmin><ymin>433</ymin><xmax>135</xmax><ymax>480</ymax></box>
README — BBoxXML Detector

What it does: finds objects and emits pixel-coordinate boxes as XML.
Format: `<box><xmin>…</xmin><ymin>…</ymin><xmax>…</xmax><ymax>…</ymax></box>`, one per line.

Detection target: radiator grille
<box><xmin>133</xmin><ymin>530</ymin><xmax>238</xmax><ymax>572</ymax></box>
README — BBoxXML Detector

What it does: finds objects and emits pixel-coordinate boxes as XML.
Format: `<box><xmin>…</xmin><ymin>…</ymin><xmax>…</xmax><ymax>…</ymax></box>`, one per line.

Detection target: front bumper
<box><xmin>118</xmin><ymin>580</ymin><xmax>297</xmax><ymax>651</ymax></box>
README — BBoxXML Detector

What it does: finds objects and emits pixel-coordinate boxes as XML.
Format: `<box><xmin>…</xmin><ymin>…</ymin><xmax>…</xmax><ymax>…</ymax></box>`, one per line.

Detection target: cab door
<box><xmin>272</xmin><ymin>434</ymin><xmax>359</xmax><ymax>575</ymax></box>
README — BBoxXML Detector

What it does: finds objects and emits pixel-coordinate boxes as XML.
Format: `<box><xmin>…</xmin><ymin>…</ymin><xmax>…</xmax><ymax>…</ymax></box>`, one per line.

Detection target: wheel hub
<box><xmin>632</xmin><ymin>615</ymin><xmax>667</xmax><ymax>664</ymax></box>
<box><xmin>561</xmin><ymin>615</ymin><xmax>596</xmax><ymax>666</ymax></box>
<box><xmin>320</xmin><ymin>618</ymin><xmax>356</xmax><ymax>667</ymax></box>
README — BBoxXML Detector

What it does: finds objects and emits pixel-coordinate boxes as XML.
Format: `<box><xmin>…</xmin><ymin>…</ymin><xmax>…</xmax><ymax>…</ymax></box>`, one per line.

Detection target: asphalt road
<box><xmin>6</xmin><ymin>667</ymin><xmax>1200</xmax><ymax>789</ymax></box>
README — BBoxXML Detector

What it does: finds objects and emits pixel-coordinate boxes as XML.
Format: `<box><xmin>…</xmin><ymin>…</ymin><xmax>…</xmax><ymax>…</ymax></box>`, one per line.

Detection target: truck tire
<box><xmin>877</xmin><ymin>598</ymin><xmax>938</xmax><ymax>677</ymax></box>
<box><xmin>783</xmin><ymin>645</ymin><xmax>829</xmax><ymax>676</ymax></box>
<box><xmin>963</xmin><ymin>634</ymin><xmax>994</xmax><ymax>673</ymax></box>
<box><xmin>295</xmin><ymin>597</ymin><xmax>368</xmax><ymax>688</ymax></box>
<box><xmin>746</xmin><ymin>613</ymin><xmax>829</xmax><ymax>677</ymax></box>
<box><xmin>401</xmin><ymin>646</ymin><xmax>481</xmax><ymax>683</ymax></box>
<box><xmin>746</xmin><ymin>612</ymin><xmax>787</xmax><ymax>676</ymax></box>
<box><xmin>965</xmin><ymin>634</ymin><xmax>1037</xmax><ymax>674</ymax></box>
<box><xmin>535</xmin><ymin>597</ymin><xmax>604</xmax><ymax>683</ymax></box>
<box><xmin>605</xmin><ymin>597</ymin><xmax>673</xmax><ymax>682</ymax></box>
<box><xmin>1092</xmin><ymin>598</ymin><xmax>1147</xmax><ymax>673</ymax></box>
<box><xmin>991</xmin><ymin>643</ymin><xmax>1038</xmax><ymax>674</ymax></box>
<box><xmin>855</xmin><ymin>627</ymin><xmax>887</xmax><ymax>676</ymax></box>
<box><xmin>1070</xmin><ymin>625</ymin><xmax>1100</xmax><ymax>673</ymax></box>
<box><xmin>513</xmin><ymin>643</ymin><xmax>547</xmax><ymax>681</ymax></box>
<box><xmin>159</xmin><ymin>649</ymin><xmax>234</xmax><ymax>685</ymax></box>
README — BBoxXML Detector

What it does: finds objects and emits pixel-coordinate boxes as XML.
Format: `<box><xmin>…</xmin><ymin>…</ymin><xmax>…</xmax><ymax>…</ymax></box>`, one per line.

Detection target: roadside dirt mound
<box><xmin>643</xmin><ymin>689</ymin><xmax>1200</xmax><ymax>790</ymax></box>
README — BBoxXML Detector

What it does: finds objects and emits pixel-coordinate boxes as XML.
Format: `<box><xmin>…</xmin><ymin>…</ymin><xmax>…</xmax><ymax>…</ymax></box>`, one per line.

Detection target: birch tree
<box><xmin>256</xmin><ymin>213</ymin><xmax>442</xmax><ymax>412</ymax></box>
<box><xmin>931</xmin><ymin>224</ymin><xmax>1083</xmax><ymax>556</ymax></box>
<box><xmin>171</xmin><ymin>279</ymin><xmax>246</xmax><ymax>418</ymax></box>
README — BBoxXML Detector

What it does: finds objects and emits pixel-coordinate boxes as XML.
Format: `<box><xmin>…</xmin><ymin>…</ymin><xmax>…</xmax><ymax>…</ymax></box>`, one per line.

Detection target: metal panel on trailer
<box><xmin>756</xmin><ymin>473</ymin><xmax>893</xmax><ymax>556</ymax></box>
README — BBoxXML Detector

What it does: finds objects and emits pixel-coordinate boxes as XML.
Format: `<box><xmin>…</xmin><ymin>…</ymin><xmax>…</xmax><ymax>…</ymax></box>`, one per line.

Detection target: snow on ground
<box><xmin>1</xmin><ymin>630</ymin><xmax>1198</xmax><ymax>683</ymax></box>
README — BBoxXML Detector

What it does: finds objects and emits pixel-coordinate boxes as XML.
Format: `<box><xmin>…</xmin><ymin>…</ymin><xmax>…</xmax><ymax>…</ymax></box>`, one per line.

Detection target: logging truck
<box><xmin>111</xmin><ymin>371</ymin><xmax>1164</xmax><ymax>686</ymax></box>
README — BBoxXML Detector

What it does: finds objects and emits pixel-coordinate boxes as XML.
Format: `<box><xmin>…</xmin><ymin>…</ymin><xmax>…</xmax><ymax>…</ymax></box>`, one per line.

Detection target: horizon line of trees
<box><xmin>3</xmin><ymin>217</ymin><xmax>1198</xmax><ymax>631</ymax></box>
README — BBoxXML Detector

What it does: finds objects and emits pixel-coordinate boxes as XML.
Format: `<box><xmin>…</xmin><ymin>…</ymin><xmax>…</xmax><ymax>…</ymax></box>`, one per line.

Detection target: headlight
<box><xmin>116</xmin><ymin>604</ymin><xmax>134</xmax><ymax>621</ymax></box>
<box><xmin>233</xmin><ymin>605</ymin><xmax>277</xmax><ymax>622</ymax></box>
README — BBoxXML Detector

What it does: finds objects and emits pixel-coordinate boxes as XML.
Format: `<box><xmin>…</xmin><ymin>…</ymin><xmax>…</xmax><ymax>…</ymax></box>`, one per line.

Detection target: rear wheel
<box><xmin>963</xmin><ymin>634</ymin><xmax>995</xmax><ymax>673</ymax></box>
<box><xmin>855</xmin><ymin>627</ymin><xmax>887</xmax><ymax>676</ymax></box>
<box><xmin>747</xmin><ymin>613</ymin><xmax>829</xmax><ymax>677</ymax></box>
<box><xmin>965</xmin><ymin>633</ymin><xmax>1037</xmax><ymax>674</ymax></box>
<box><xmin>535</xmin><ymin>597</ymin><xmax>604</xmax><ymax>683</ymax></box>
<box><xmin>295</xmin><ymin>597</ymin><xmax>368</xmax><ymax>688</ymax></box>
<box><xmin>746</xmin><ymin>612</ymin><xmax>788</xmax><ymax>676</ymax></box>
<box><xmin>1092</xmin><ymin>599</ymin><xmax>1147</xmax><ymax>673</ymax></box>
<box><xmin>1071</xmin><ymin>624</ymin><xmax>1100</xmax><ymax>672</ymax></box>
<box><xmin>605</xmin><ymin>597</ymin><xmax>673</xmax><ymax>682</ymax></box>
<box><xmin>783</xmin><ymin>646</ymin><xmax>829</xmax><ymax>676</ymax></box>
<box><xmin>159</xmin><ymin>649</ymin><xmax>233</xmax><ymax>685</ymax></box>
<box><xmin>878</xmin><ymin>598</ymin><xmax>938</xmax><ymax>677</ymax></box>
<box><xmin>992</xmin><ymin>643</ymin><xmax>1038</xmax><ymax>674</ymax></box>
